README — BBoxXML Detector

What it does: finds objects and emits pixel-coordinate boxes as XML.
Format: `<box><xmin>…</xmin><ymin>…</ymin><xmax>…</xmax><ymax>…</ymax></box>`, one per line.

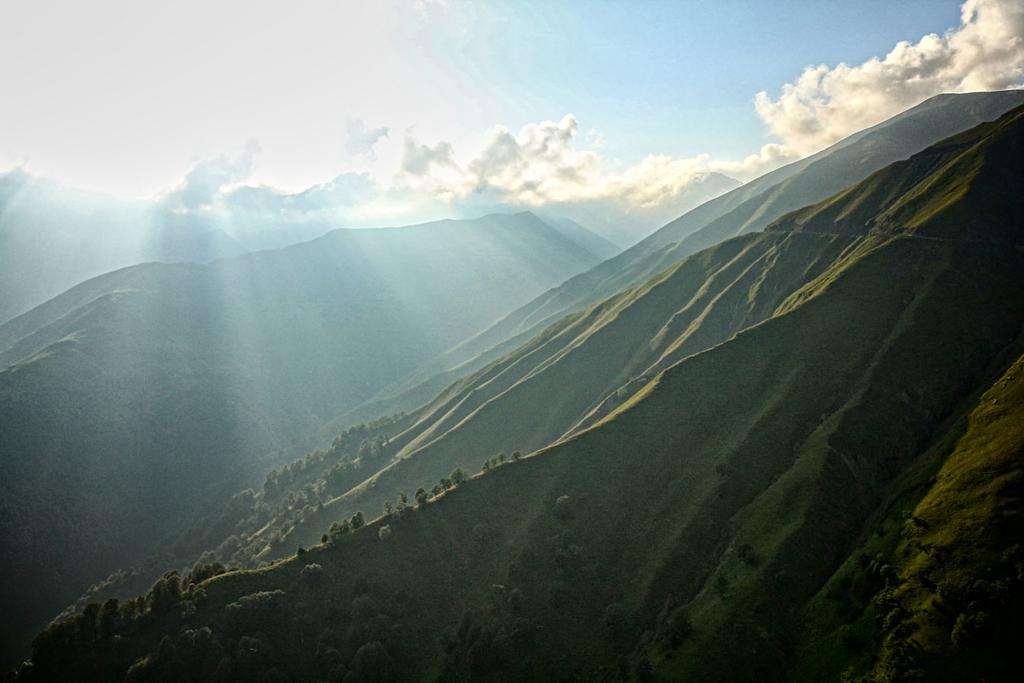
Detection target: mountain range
<box><xmin>0</xmin><ymin>173</ymin><xmax>622</xmax><ymax>325</ymax></box>
<box><xmin>0</xmin><ymin>211</ymin><xmax>608</xmax><ymax>663</ymax></box>
<box><xmin>3</xmin><ymin>92</ymin><xmax>1023</xmax><ymax>682</ymax></box>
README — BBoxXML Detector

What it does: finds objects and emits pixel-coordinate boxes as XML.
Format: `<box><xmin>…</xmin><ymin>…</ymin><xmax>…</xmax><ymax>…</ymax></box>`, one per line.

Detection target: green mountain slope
<box><xmin>268</xmin><ymin>229</ymin><xmax>858</xmax><ymax>559</ymax></box>
<box><xmin>0</xmin><ymin>212</ymin><xmax>603</xmax><ymax>666</ymax></box>
<box><xmin>770</xmin><ymin>105</ymin><xmax>1024</xmax><ymax>244</ymax></box>
<box><xmin>362</xmin><ymin>91</ymin><xmax>1024</xmax><ymax>425</ymax></box>
<box><xmin>12</xmin><ymin>104</ymin><xmax>1023</xmax><ymax>681</ymax></box>
<box><xmin>794</xmin><ymin>342</ymin><xmax>1024</xmax><ymax>682</ymax></box>
<box><xmin>263</xmin><ymin>100</ymin><xmax>1024</xmax><ymax>563</ymax></box>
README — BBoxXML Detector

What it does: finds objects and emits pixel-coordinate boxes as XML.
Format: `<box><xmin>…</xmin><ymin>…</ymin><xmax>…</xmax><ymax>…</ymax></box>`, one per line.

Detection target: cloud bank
<box><xmin>167</xmin><ymin>140</ymin><xmax>261</xmax><ymax>210</ymax></box>
<box><xmin>755</xmin><ymin>0</ymin><xmax>1024</xmax><ymax>155</ymax></box>
<box><xmin>160</xmin><ymin>0</ymin><xmax>1024</xmax><ymax>243</ymax></box>
<box><xmin>389</xmin><ymin>0</ymin><xmax>1024</xmax><ymax>219</ymax></box>
<box><xmin>397</xmin><ymin>115</ymin><xmax>742</xmax><ymax>212</ymax></box>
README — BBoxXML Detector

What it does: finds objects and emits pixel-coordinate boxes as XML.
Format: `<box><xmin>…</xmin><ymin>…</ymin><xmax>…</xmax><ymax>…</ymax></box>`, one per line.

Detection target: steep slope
<box><xmin>771</xmin><ymin>105</ymin><xmax>1024</xmax><ymax>244</ymax></box>
<box><xmin>668</xmin><ymin>89</ymin><xmax>1024</xmax><ymax>253</ymax></box>
<box><xmin>12</xmin><ymin>104</ymin><xmax>1024</xmax><ymax>681</ymax></box>
<box><xmin>274</xmin><ymin>229</ymin><xmax>859</xmax><ymax>557</ymax></box>
<box><xmin>266</xmin><ymin>101</ymin><xmax>1024</xmax><ymax>561</ymax></box>
<box><xmin>0</xmin><ymin>212</ymin><xmax>602</xmax><ymax>666</ymax></box>
<box><xmin>794</xmin><ymin>344</ymin><xmax>1024</xmax><ymax>682</ymax></box>
<box><xmin>363</xmin><ymin>90</ymin><xmax>1024</xmax><ymax>421</ymax></box>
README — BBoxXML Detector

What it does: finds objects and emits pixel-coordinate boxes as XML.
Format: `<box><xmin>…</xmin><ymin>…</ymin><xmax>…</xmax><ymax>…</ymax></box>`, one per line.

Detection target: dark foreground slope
<box><xmin>357</xmin><ymin>90</ymin><xmax>1024</xmax><ymax>424</ymax></box>
<box><xmin>0</xmin><ymin>212</ymin><xmax>602</xmax><ymax>666</ymax></box>
<box><xmin>10</xmin><ymin>107</ymin><xmax>1024</xmax><ymax>681</ymax></box>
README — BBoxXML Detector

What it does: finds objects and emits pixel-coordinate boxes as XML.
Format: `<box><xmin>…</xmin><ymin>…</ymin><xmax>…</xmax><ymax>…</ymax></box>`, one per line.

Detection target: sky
<box><xmin>1</xmin><ymin>0</ymin><xmax>1022</xmax><ymax>231</ymax></box>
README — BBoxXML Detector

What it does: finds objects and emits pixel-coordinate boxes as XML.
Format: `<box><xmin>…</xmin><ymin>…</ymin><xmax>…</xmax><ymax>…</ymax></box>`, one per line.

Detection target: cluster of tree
<box><xmin>56</xmin><ymin>413</ymin><xmax>411</xmax><ymax>636</ymax></box>
<box><xmin>16</xmin><ymin>550</ymin><xmax>418</xmax><ymax>683</ymax></box>
<box><xmin>481</xmin><ymin>451</ymin><xmax>522</xmax><ymax>472</ymax></box>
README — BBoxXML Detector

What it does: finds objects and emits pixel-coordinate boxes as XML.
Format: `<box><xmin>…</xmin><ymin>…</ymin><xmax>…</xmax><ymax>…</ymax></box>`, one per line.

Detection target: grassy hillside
<box><xmin>366</xmin><ymin>90</ymin><xmax>1024</xmax><ymax>422</ymax></box>
<box><xmin>794</xmin><ymin>344</ymin><xmax>1024</xmax><ymax>683</ymax></box>
<box><xmin>771</xmin><ymin>106</ymin><xmax>1024</xmax><ymax>244</ymax></box>
<box><xmin>265</xmin><ymin>229</ymin><xmax>857</xmax><ymax>560</ymax></box>
<box><xmin>10</xmin><ymin>103</ymin><xmax>1023</xmax><ymax>681</ymax></box>
<box><xmin>262</xmin><ymin>103</ymin><xmax>1024</xmax><ymax>564</ymax></box>
<box><xmin>0</xmin><ymin>211</ymin><xmax>602</xmax><ymax>666</ymax></box>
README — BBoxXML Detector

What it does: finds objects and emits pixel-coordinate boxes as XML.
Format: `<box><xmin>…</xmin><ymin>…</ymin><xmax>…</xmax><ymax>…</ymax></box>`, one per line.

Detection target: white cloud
<box><xmin>345</xmin><ymin>120</ymin><xmax>390</xmax><ymax>159</ymax></box>
<box><xmin>73</xmin><ymin>0</ymin><xmax>1024</xmax><ymax>240</ymax></box>
<box><xmin>167</xmin><ymin>140</ymin><xmax>260</xmax><ymax>210</ymax></box>
<box><xmin>400</xmin><ymin>136</ymin><xmax>457</xmax><ymax>176</ymax></box>
<box><xmin>394</xmin><ymin>114</ymin><xmax>742</xmax><ymax>211</ymax></box>
<box><xmin>381</xmin><ymin>0</ymin><xmax>1024</xmax><ymax>216</ymax></box>
<box><xmin>754</xmin><ymin>0</ymin><xmax>1024</xmax><ymax>155</ymax></box>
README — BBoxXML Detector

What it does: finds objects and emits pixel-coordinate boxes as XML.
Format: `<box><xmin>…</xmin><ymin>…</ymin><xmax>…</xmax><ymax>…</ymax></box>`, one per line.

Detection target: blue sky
<box><xmin>431</xmin><ymin>0</ymin><xmax>963</xmax><ymax>160</ymax></box>
<box><xmin>2</xmin><ymin>0</ymin><xmax>1019</xmax><ymax>226</ymax></box>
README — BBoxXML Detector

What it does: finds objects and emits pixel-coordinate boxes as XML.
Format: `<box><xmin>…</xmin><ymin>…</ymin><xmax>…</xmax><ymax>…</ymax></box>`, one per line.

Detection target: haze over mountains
<box><xmin>0</xmin><ymin>171</ymin><xmax>630</xmax><ymax>325</ymax></box>
<box><xmin>1</xmin><ymin>155</ymin><xmax>723</xmax><ymax>326</ymax></box>
<box><xmin>0</xmin><ymin>211</ymin><xmax>609</xmax><ymax>661</ymax></box>
<box><xmin>7</xmin><ymin>96</ymin><xmax>1023</xmax><ymax>683</ymax></box>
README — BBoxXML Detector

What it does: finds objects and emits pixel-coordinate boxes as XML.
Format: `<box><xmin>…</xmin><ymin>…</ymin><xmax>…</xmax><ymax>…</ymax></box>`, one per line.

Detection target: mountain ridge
<box><xmin>0</xmin><ymin>211</ymin><xmax>604</xmax><ymax>666</ymax></box>
<box><xmin>353</xmin><ymin>90</ymin><xmax>1024</xmax><ymax>430</ymax></box>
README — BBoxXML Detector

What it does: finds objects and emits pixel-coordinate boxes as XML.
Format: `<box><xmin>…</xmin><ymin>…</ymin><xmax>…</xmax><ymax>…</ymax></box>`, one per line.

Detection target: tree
<box><xmin>147</xmin><ymin>572</ymin><xmax>182</xmax><ymax>614</ymax></box>
<box><xmin>351</xmin><ymin>511</ymin><xmax>365</xmax><ymax>529</ymax></box>
<box><xmin>415</xmin><ymin>488</ymin><xmax>428</xmax><ymax>506</ymax></box>
<box><xmin>188</xmin><ymin>560</ymin><xmax>227</xmax><ymax>584</ymax></box>
<box><xmin>451</xmin><ymin>468</ymin><xmax>467</xmax><ymax>485</ymax></box>
<box><xmin>328</xmin><ymin>519</ymin><xmax>351</xmax><ymax>541</ymax></box>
